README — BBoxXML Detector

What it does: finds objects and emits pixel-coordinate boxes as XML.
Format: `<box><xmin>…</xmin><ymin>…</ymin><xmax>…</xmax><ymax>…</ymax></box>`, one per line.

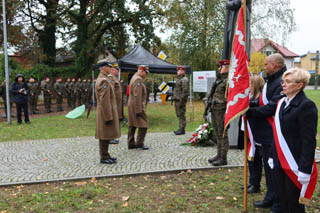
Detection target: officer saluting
<box><xmin>95</xmin><ymin>59</ymin><xmax>120</xmax><ymax>164</ymax></box>
<box><xmin>127</xmin><ymin>65</ymin><xmax>149</xmax><ymax>150</ymax></box>
<box><xmin>173</xmin><ymin>66</ymin><xmax>189</xmax><ymax>135</ymax></box>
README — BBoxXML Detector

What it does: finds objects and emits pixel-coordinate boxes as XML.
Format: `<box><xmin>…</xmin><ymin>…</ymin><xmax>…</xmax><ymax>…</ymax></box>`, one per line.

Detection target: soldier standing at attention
<box><xmin>42</xmin><ymin>77</ymin><xmax>53</xmax><ymax>113</ymax></box>
<box><xmin>173</xmin><ymin>66</ymin><xmax>189</xmax><ymax>135</ymax></box>
<box><xmin>207</xmin><ymin>60</ymin><xmax>230</xmax><ymax>166</ymax></box>
<box><xmin>70</xmin><ymin>78</ymin><xmax>76</xmax><ymax>109</ymax></box>
<box><xmin>95</xmin><ymin>59</ymin><xmax>120</xmax><ymax>164</ymax></box>
<box><xmin>81</xmin><ymin>78</ymin><xmax>88</xmax><ymax>107</ymax></box>
<box><xmin>76</xmin><ymin>78</ymin><xmax>82</xmax><ymax>106</ymax></box>
<box><xmin>64</xmin><ymin>78</ymin><xmax>72</xmax><ymax>108</ymax></box>
<box><xmin>108</xmin><ymin>63</ymin><xmax>123</xmax><ymax>145</ymax></box>
<box><xmin>54</xmin><ymin>77</ymin><xmax>64</xmax><ymax>112</ymax></box>
<box><xmin>127</xmin><ymin>65</ymin><xmax>149</xmax><ymax>150</ymax></box>
<box><xmin>27</xmin><ymin>77</ymin><xmax>38</xmax><ymax>114</ymax></box>
<box><xmin>87</xmin><ymin>78</ymin><xmax>92</xmax><ymax>106</ymax></box>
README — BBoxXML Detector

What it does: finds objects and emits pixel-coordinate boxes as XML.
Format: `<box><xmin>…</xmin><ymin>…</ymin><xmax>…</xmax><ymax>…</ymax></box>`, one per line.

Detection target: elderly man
<box><xmin>173</xmin><ymin>66</ymin><xmax>189</xmax><ymax>135</ymax></box>
<box><xmin>95</xmin><ymin>59</ymin><xmax>120</xmax><ymax>164</ymax></box>
<box><xmin>246</xmin><ymin>53</ymin><xmax>286</xmax><ymax>213</ymax></box>
<box><xmin>108</xmin><ymin>63</ymin><xmax>123</xmax><ymax>145</ymax></box>
<box><xmin>127</xmin><ymin>65</ymin><xmax>149</xmax><ymax>150</ymax></box>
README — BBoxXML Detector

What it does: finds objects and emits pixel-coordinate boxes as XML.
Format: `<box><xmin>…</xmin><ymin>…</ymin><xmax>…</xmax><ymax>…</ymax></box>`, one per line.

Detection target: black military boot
<box><xmin>212</xmin><ymin>158</ymin><xmax>227</xmax><ymax>166</ymax></box>
<box><xmin>173</xmin><ymin>129</ymin><xmax>180</xmax><ymax>134</ymax></box>
<box><xmin>208</xmin><ymin>155</ymin><xmax>220</xmax><ymax>163</ymax></box>
<box><xmin>175</xmin><ymin>129</ymin><xmax>185</xmax><ymax>135</ymax></box>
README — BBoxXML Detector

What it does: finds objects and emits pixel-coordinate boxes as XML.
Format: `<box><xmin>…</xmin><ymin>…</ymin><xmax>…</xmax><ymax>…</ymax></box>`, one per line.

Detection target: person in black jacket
<box><xmin>11</xmin><ymin>74</ymin><xmax>30</xmax><ymax>124</ymax></box>
<box><xmin>246</xmin><ymin>53</ymin><xmax>286</xmax><ymax>213</ymax></box>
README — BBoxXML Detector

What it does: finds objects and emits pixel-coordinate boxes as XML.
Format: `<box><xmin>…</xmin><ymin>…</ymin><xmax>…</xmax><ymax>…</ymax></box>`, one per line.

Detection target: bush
<box><xmin>309</xmin><ymin>74</ymin><xmax>320</xmax><ymax>85</ymax></box>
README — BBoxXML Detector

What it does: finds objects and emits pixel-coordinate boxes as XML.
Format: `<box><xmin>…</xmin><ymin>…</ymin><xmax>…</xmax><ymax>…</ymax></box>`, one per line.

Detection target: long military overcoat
<box><xmin>109</xmin><ymin>74</ymin><xmax>123</xmax><ymax>120</ymax></box>
<box><xmin>95</xmin><ymin>72</ymin><xmax>120</xmax><ymax>140</ymax></box>
<box><xmin>127</xmin><ymin>73</ymin><xmax>148</xmax><ymax>128</ymax></box>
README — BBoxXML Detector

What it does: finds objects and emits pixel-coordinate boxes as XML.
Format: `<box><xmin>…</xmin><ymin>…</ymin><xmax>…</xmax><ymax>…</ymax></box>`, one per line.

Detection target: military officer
<box><xmin>173</xmin><ymin>66</ymin><xmax>189</xmax><ymax>135</ymax></box>
<box><xmin>41</xmin><ymin>77</ymin><xmax>53</xmax><ymax>113</ymax></box>
<box><xmin>54</xmin><ymin>77</ymin><xmax>64</xmax><ymax>112</ymax></box>
<box><xmin>127</xmin><ymin>65</ymin><xmax>149</xmax><ymax>150</ymax></box>
<box><xmin>95</xmin><ymin>59</ymin><xmax>120</xmax><ymax>164</ymax></box>
<box><xmin>75</xmin><ymin>78</ymin><xmax>82</xmax><ymax>106</ymax></box>
<box><xmin>207</xmin><ymin>60</ymin><xmax>230</xmax><ymax>166</ymax></box>
<box><xmin>64</xmin><ymin>78</ymin><xmax>72</xmax><ymax>108</ymax></box>
<box><xmin>108</xmin><ymin>63</ymin><xmax>123</xmax><ymax>145</ymax></box>
<box><xmin>27</xmin><ymin>77</ymin><xmax>38</xmax><ymax>114</ymax></box>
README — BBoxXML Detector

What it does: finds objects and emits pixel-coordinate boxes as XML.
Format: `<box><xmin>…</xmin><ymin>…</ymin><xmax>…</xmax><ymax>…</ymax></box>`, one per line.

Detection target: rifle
<box><xmin>203</xmin><ymin>80</ymin><xmax>219</xmax><ymax>121</ymax></box>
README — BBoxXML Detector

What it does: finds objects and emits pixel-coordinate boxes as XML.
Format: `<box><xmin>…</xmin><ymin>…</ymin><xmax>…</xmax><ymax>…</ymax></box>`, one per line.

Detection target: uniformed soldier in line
<box><xmin>127</xmin><ymin>65</ymin><xmax>149</xmax><ymax>150</ymax></box>
<box><xmin>173</xmin><ymin>66</ymin><xmax>189</xmax><ymax>135</ymax></box>
<box><xmin>0</xmin><ymin>80</ymin><xmax>13</xmax><ymax>117</ymax></box>
<box><xmin>153</xmin><ymin>80</ymin><xmax>159</xmax><ymax>101</ymax></box>
<box><xmin>87</xmin><ymin>78</ymin><xmax>93</xmax><ymax>106</ymax></box>
<box><xmin>54</xmin><ymin>77</ymin><xmax>64</xmax><ymax>112</ymax></box>
<box><xmin>75</xmin><ymin>78</ymin><xmax>82</xmax><ymax>106</ymax></box>
<box><xmin>95</xmin><ymin>59</ymin><xmax>120</xmax><ymax>164</ymax></box>
<box><xmin>207</xmin><ymin>59</ymin><xmax>230</xmax><ymax>166</ymax></box>
<box><xmin>27</xmin><ymin>77</ymin><xmax>38</xmax><ymax>114</ymax></box>
<box><xmin>145</xmin><ymin>79</ymin><xmax>151</xmax><ymax>103</ymax></box>
<box><xmin>108</xmin><ymin>63</ymin><xmax>123</xmax><ymax>145</ymax></box>
<box><xmin>80</xmin><ymin>78</ymin><xmax>88</xmax><ymax>107</ymax></box>
<box><xmin>64</xmin><ymin>78</ymin><xmax>72</xmax><ymax>108</ymax></box>
<box><xmin>70</xmin><ymin>78</ymin><xmax>77</xmax><ymax>109</ymax></box>
<box><xmin>41</xmin><ymin>77</ymin><xmax>53</xmax><ymax>113</ymax></box>
<box><xmin>34</xmin><ymin>80</ymin><xmax>41</xmax><ymax>111</ymax></box>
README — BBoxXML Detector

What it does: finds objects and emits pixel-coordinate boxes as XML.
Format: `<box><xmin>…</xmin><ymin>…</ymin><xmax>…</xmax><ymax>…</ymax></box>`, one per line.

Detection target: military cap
<box><xmin>97</xmin><ymin>59</ymin><xmax>112</xmax><ymax>68</ymax></box>
<box><xmin>112</xmin><ymin>63</ymin><xmax>120</xmax><ymax>70</ymax></box>
<box><xmin>138</xmin><ymin>65</ymin><xmax>149</xmax><ymax>73</ymax></box>
<box><xmin>218</xmin><ymin>59</ymin><xmax>230</xmax><ymax>66</ymax></box>
<box><xmin>176</xmin><ymin>66</ymin><xmax>187</xmax><ymax>71</ymax></box>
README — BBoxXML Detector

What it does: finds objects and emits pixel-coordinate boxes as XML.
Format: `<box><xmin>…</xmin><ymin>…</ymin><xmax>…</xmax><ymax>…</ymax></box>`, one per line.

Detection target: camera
<box><xmin>21</xmin><ymin>88</ymin><xmax>27</xmax><ymax>95</ymax></box>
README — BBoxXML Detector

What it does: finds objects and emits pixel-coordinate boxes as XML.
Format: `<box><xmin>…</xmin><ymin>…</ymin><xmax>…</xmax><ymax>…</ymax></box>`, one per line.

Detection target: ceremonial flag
<box><xmin>224</xmin><ymin>6</ymin><xmax>250</xmax><ymax>132</ymax></box>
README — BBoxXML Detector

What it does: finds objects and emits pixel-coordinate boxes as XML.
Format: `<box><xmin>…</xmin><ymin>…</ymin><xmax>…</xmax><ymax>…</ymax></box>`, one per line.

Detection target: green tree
<box><xmin>249</xmin><ymin>52</ymin><xmax>266</xmax><ymax>74</ymax></box>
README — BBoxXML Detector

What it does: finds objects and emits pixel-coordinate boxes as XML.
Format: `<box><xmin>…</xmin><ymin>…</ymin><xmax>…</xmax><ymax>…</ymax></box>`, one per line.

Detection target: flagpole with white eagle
<box><xmin>223</xmin><ymin>0</ymin><xmax>250</xmax><ymax>211</ymax></box>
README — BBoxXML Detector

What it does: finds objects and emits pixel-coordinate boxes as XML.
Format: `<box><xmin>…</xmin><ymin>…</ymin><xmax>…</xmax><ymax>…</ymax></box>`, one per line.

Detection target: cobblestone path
<box><xmin>0</xmin><ymin>132</ymin><xmax>319</xmax><ymax>186</ymax></box>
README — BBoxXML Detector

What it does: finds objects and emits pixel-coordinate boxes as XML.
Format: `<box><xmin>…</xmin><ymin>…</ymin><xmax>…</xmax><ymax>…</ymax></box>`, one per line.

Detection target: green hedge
<box><xmin>309</xmin><ymin>74</ymin><xmax>320</xmax><ymax>85</ymax></box>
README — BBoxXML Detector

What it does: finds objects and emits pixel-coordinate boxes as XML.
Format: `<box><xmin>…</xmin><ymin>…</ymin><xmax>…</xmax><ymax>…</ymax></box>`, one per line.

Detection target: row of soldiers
<box><xmin>1</xmin><ymin>77</ymin><xmax>96</xmax><ymax>116</ymax></box>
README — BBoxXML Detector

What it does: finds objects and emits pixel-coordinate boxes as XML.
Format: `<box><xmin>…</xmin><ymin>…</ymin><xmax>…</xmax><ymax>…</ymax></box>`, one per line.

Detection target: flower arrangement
<box><xmin>183</xmin><ymin>123</ymin><xmax>216</xmax><ymax>147</ymax></box>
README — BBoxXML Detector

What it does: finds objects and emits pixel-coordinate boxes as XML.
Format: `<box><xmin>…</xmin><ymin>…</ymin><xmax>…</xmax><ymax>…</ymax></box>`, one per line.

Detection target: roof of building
<box><xmin>251</xmin><ymin>38</ymin><xmax>299</xmax><ymax>58</ymax></box>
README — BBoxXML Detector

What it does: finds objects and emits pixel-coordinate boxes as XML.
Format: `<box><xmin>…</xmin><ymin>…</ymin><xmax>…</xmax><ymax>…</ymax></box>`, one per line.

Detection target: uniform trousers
<box><xmin>174</xmin><ymin>101</ymin><xmax>186</xmax><ymax>130</ymax></box>
<box><xmin>275</xmin><ymin>166</ymin><xmax>305</xmax><ymax>213</ymax></box>
<box><xmin>99</xmin><ymin>140</ymin><xmax>110</xmax><ymax>160</ymax></box>
<box><xmin>128</xmin><ymin>126</ymin><xmax>147</xmax><ymax>148</ymax></box>
<box><xmin>211</xmin><ymin>105</ymin><xmax>228</xmax><ymax>159</ymax></box>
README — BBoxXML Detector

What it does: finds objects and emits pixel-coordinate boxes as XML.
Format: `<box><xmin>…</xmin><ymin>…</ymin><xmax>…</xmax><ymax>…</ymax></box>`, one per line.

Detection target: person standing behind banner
<box><xmin>95</xmin><ymin>59</ymin><xmax>120</xmax><ymax>164</ymax></box>
<box><xmin>172</xmin><ymin>66</ymin><xmax>189</xmax><ymax>135</ymax></box>
<box><xmin>127</xmin><ymin>65</ymin><xmax>149</xmax><ymax>150</ymax></box>
<box><xmin>207</xmin><ymin>60</ymin><xmax>229</xmax><ymax>166</ymax></box>
<box><xmin>108</xmin><ymin>63</ymin><xmax>123</xmax><ymax>145</ymax></box>
<box><xmin>246</xmin><ymin>53</ymin><xmax>286</xmax><ymax>212</ymax></box>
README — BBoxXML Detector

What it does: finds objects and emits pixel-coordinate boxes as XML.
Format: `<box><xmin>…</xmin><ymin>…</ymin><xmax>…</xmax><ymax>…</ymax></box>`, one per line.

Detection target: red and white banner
<box><xmin>273</xmin><ymin>98</ymin><xmax>318</xmax><ymax>205</ymax></box>
<box><xmin>241</xmin><ymin>116</ymin><xmax>256</xmax><ymax>161</ymax></box>
<box><xmin>259</xmin><ymin>83</ymin><xmax>274</xmax><ymax>126</ymax></box>
<box><xmin>224</xmin><ymin>6</ymin><xmax>250</xmax><ymax>131</ymax></box>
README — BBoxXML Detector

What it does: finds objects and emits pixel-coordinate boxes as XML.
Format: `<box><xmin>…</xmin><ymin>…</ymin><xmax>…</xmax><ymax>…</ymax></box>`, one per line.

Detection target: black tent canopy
<box><xmin>119</xmin><ymin>45</ymin><xmax>191</xmax><ymax>74</ymax></box>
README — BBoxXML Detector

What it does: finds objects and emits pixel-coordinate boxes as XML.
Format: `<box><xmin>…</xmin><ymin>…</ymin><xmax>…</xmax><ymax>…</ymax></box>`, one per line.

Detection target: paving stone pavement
<box><xmin>0</xmin><ymin>132</ymin><xmax>319</xmax><ymax>186</ymax></box>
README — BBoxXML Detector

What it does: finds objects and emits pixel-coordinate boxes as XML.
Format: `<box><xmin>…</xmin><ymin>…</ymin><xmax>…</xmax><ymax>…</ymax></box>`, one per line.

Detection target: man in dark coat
<box><xmin>11</xmin><ymin>74</ymin><xmax>30</xmax><ymax>124</ymax></box>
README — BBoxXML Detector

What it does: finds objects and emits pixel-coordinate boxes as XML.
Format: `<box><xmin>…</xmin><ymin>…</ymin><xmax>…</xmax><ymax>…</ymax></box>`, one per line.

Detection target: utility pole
<box><xmin>2</xmin><ymin>0</ymin><xmax>11</xmax><ymax>124</ymax></box>
<box><xmin>314</xmin><ymin>50</ymin><xmax>319</xmax><ymax>90</ymax></box>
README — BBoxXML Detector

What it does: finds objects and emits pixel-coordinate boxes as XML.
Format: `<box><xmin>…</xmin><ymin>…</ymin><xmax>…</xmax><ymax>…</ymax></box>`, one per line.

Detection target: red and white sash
<box><xmin>259</xmin><ymin>83</ymin><xmax>274</xmax><ymax>126</ymax></box>
<box><xmin>273</xmin><ymin>98</ymin><xmax>318</xmax><ymax>205</ymax></box>
<box><xmin>241</xmin><ymin>116</ymin><xmax>255</xmax><ymax>161</ymax></box>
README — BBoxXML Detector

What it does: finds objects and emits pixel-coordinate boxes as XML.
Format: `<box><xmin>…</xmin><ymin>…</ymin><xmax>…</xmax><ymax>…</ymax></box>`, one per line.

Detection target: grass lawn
<box><xmin>0</xmin><ymin>166</ymin><xmax>319</xmax><ymax>212</ymax></box>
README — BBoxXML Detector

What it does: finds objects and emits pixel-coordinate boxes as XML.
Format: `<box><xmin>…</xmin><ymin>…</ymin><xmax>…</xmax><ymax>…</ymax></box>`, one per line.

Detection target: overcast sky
<box><xmin>286</xmin><ymin>0</ymin><xmax>320</xmax><ymax>55</ymax></box>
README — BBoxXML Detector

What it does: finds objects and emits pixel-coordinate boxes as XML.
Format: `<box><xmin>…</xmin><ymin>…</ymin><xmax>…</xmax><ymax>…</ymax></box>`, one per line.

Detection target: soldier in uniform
<box><xmin>27</xmin><ymin>77</ymin><xmax>38</xmax><ymax>114</ymax></box>
<box><xmin>75</xmin><ymin>78</ymin><xmax>82</xmax><ymax>106</ymax></box>
<box><xmin>87</xmin><ymin>78</ymin><xmax>93</xmax><ymax>106</ymax></box>
<box><xmin>173</xmin><ymin>66</ymin><xmax>189</xmax><ymax>135</ymax></box>
<box><xmin>41</xmin><ymin>77</ymin><xmax>53</xmax><ymax>113</ymax></box>
<box><xmin>153</xmin><ymin>80</ymin><xmax>159</xmax><ymax>101</ymax></box>
<box><xmin>70</xmin><ymin>78</ymin><xmax>77</xmax><ymax>109</ymax></box>
<box><xmin>80</xmin><ymin>78</ymin><xmax>87</xmax><ymax>107</ymax></box>
<box><xmin>127</xmin><ymin>65</ymin><xmax>149</xmax><ymax>150</ymax></box>
<box><xmin>95</xmin><ymin>59</ymin><xmax>120</xmax><ymax>164</ymax></box>
<box><xmin>64</xmin><ymin>78</ymin><xmax>72</xmax><ymax>108</ymax></box>
<box><xmin>108</xmin><ymin>63</ymin><xmax>123</xmax><ymax>145</ymax></box>
<box><xmin>207</xmin><ymin>60</ymin><xmax>230</xmax><ymax>166</ymax></box>
<box><xmin>54</xmin><ymin>77</ymin><xmax>64</xmax><ymax>112</ymax></box>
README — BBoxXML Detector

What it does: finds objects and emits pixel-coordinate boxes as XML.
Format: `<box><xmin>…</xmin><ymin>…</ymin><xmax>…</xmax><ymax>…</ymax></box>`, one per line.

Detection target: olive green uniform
<box><xmin>210</xmin><ymin>72</ymin><xmax>229</xmax><ymax>162</ymax></box>
<box><xmin>173</xmin><ymin>74</ymin><xmax>189</xmax><ymax>131</ymax></box>
<box><xmin>75</xmin><ymin>80</ymin><xmax>82</xmax><ymax>107</ymax></box>
<box><xmin>81</xmin><ymin>81</ymin><xmax>89</xmax><ymax>107</ymax></box>
<box><xmin>41</xmin><ymin>81</ymin><xmax>52</xmax><ymax>113</ymax></box>
<box><xmin>64</xmin><ymin>81</ymin><xmax>72</xmax><ymax>108</ymax></box>
<box><xmin>70</xmin><ymin>81</ymin><xmax>76</xmax><ymax>109</ymax></box>
<box><xmin>54</xmin><ymin>81</ymin><xmax>64</xmax><ymax>111</ymax></box>
<box><xmin>27</xmin><ymin>82</ymin><xmax>38</xmax><ymax>114</ymax></box>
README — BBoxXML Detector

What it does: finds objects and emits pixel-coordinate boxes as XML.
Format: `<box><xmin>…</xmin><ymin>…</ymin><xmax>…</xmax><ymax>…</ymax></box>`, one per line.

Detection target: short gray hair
<box><xmin>269</xmin><ymin>53</ymin><xmax>284</xmax><ymax>67</ymax></box>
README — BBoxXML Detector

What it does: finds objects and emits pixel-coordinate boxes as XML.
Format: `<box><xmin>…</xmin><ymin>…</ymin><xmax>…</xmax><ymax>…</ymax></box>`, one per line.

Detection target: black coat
<box><xmin>274</xmin><ymin>91</ymin><xmax>318</xmax><ymax>174</ymax></box>
<box><xmin>11</xmin><ymin>76</ymin><xmax>29</xmax><ymax>104</ymax></box>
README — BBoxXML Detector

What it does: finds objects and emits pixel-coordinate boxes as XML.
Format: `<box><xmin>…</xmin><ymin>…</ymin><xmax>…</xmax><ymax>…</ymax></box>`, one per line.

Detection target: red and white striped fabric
<box><xmin>273</xmin><ymin>98</ymin><xmax>318</xmax><ymax>205</ymax></box>
<box><xmin>259</xmin><ymin>83</ymin><xmax>274</xmax><ymax>126</ymax></box>
<box><xmin>241</xmin><ymin>116</ymin><xmax>255</xmax><ymax>161</ymax></box>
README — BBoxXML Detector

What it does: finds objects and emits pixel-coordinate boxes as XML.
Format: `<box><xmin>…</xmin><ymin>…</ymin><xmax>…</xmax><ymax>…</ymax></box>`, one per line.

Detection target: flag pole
<box><xmin>242</xmin><ymin>0</ymin><xmax>248</xmax><ymax>212</ymax></box>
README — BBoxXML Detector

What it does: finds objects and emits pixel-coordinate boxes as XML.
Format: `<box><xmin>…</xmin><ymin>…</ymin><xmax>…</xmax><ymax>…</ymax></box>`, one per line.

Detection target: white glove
<box><xmin>268</xmin><ymin>158</ymin><xmax>274</xmax><ymax>169</ymax></box>
<box><xmin>298</xmin><ymin>171</ymin><xmax>311</xmax><ymax>185</ymax></box>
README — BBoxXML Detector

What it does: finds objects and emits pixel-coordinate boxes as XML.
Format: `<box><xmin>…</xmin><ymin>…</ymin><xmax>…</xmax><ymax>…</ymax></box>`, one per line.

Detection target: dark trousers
<box><xmin>275</xmin><ymin>167</ymin><xmax>305</xmax><ymax>213</ymax></box>
<box><xmin>261</xmin><ymin>144</ymin><xmax>280</xmax><ymax>211</ymax></box>
<box><xmin>248</xmin><ymin>145</ymin><xmax>262</xmax><ymax>188</ymax></box>
<box><xmin>16</xmin><ymin>103</ymin><xmax>29</xmax><ymax>123</ymax></box>
<box><xmin>99</xmin><ymin>140</ymin><xmax>110</xmax><ymax>160</ymax></box>
<box><xmin>128</xmin><ymin>126</ymin><xmax>147</xmax><ymax>148</ymax></box>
